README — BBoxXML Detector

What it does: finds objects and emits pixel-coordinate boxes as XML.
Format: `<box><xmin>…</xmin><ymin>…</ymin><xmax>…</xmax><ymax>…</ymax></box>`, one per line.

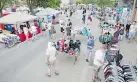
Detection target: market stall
<box><xmin>36</xmin><ymin>8</ymin><xmax>61</xmax><ymax>23</ymax></box>
<box><xmin>0</xmin><ymin>12</ymin><xmax>39</xmax><ymax>47</ymax></box>
<box><xmin>16</xmin><ymin>6</ymin><xmax>30</xmax><ymax>14</ymax></box>
<box><xmin>2</xmin><ymin>10</ymin><xmax>11</xmax><ymax>16</ymax></box>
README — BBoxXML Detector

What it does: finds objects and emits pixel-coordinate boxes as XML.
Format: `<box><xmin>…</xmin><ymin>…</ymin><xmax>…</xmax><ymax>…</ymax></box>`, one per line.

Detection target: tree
<box><xmin>47</xmin><ymin>0</ymin><xmax>61</xmax><ymax>8</ymax></box>
<box><xmin>0</xmin><ymin>0</ymin><xmax>18</xmax><ymax>17</ymax></box>
<box><xmin>26</xmin><ymin>0</ymin><xmax>47</xmax><ymax>15</ymax></box>
<box><xmin>96</xmin><ymin>0</ymin><xmax>116</xmax><ymax>20</ymax></box>
<box><xmin>26</xmin><ymin>0</ymin><xmax>61</xmax><ymax>15</ymax></box>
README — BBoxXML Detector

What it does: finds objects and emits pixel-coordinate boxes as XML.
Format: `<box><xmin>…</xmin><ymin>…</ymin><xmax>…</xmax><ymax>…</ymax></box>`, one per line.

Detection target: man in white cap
<box><xmin>46</xmin><ymin>42</ymin><xmax>59</xmax><ymax>77</ymax></box>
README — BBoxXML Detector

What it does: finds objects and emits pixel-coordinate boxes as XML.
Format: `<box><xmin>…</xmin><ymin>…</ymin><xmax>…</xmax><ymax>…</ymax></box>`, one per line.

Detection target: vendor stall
<box><xmin>16</xmin><ymin>6</ymin><xmax>30</xmax><ymax>14</ymax></box>
<box><xmin>0</xmin><ymin>30</ymin><xmax>20</xmax><ymax>48</ymax></box>
<box><xmin>36</xmin><ymin>8</ymin><xmax>61</xmax><ymax>23</ymax></box>
<box><xmin>2</xmin><ymin>10</ymin><xmax>11</xmax><ymax>16</ymax></box>
<box><xmin>0</xmin><ymin>12</ymin><xmax>39</xmax><ymax>47</ymax></box>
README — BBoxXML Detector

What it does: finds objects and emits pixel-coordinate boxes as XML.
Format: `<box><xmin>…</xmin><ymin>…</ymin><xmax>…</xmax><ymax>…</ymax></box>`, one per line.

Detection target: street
<box><xmin>0</xmin><ymin>10</ymin><xmax>137</xmax><ymax>82</ymax></box>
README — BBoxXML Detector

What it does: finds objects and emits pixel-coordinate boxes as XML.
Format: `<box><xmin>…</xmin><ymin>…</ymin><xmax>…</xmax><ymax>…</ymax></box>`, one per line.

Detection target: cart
<box><xmin>55</xmin><ymin>39</ymin><xmax>81</xmax><ymax>65</ymax></box>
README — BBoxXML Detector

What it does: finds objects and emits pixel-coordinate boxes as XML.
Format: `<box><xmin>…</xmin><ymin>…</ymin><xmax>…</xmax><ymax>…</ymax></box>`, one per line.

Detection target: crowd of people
<box><xmin>42</xmin><ymin>5</ymin><xmax>137</xmax><ymax>82</ymax></box>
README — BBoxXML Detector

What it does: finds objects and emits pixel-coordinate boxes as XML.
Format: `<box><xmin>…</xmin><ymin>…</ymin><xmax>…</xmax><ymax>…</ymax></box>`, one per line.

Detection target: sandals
<box><xmin>55</xmin><ymin>72</ymin><xmax>59</xmax><ymax>76</ymax></box>
<box><xmin>46</xmin><ymin>74</ymin><xmax>51</xmax><ymax>78</ymax></box>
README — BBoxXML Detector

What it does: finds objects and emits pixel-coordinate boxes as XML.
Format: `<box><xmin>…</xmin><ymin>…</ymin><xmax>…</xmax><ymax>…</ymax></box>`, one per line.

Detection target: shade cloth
<box><xmin>36</xmin><ymin>8</ymin><xmax>60</xmax><ymax>16</ymax></box>
<box><xmin>0</xmin><ymin>12</ymin><xmax>37</xmax><ymax>24</ymax></box>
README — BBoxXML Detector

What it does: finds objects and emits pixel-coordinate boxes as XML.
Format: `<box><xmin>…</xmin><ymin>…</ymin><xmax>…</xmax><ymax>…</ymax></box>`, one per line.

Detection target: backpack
<box><xmin>119</xmin><ymin>29</ymin><xmax>124</xmax><ymax>35</ymax></box>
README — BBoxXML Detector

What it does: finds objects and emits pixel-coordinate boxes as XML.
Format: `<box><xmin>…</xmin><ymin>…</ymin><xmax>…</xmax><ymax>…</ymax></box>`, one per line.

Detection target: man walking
<box><xmin>86</xmin><ymin>36</ymin><xmax>94</xmax><ymax>62</ymax></box>
<box><xmin>125</xmin><ymin>22</ymin><xmax>131</xmax><ymax>38</ymax></box>
<box><xmin>92</xmin><ymin>45</ymin><xmax>108</xmax><ymax>82</ymax></box>
<box><xmin>46</xmin><ymin>42</ymin><xmax>59</xmax><ymax>77</ymax></box>
<box><xmin>128</xmin><ymin>21</ymin><xmax>137</xmax><ymax>42</ymax></box>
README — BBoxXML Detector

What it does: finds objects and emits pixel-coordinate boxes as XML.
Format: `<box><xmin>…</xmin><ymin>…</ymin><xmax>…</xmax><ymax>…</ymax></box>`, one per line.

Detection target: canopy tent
<box><xmin>0</xmin><ymin>12</ymin><xmax>37</xmax><ymax>24</ymax></box>
<box><xmin>16</xmin><ymin>6</ymin><xmax>30</xmax><ymax>14</ymax></box>
<box><xmin>16</xmin><ymin>6</ymin><xmax>29</xmax><ymax>11</ymax></box>
<box><xmin>2</xmin><ymin>10</ymin><xmax>12</xmax><ymax>16</ymax></box>
<box><xmin>36</xmin><ymin>7</ymin><xmax>60</xmax><ymax>16</ymax></box>
<box><xmin>34</xmin><ymin>7</ymin><xmax>45</xmax><ymax>11</ymax></box>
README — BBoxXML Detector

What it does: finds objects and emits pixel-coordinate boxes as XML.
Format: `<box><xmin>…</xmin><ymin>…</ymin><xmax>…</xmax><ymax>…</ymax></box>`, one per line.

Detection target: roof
<box><xmin>0</xmin><ymin>12</ymin><xmax>37</xmax><ymax>24</ymax></box>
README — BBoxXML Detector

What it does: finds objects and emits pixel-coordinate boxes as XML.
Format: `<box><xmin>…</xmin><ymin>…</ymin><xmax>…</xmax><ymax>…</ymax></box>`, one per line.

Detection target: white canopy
<box><xmin>0</xmin><ymin>12</ymin><xmax>37</xmax><ymax>24</ymax></box>
<box><xmin>36</xmin><ymin>7</ymin><xmax>60</xmax><ymax>16</ymax></box>
<box><xmin>16</xmin><ymin>6</ymin><xmax>29</xmax><ymax>11</ymax></box>
<box><xmin>34</xmin><ymin>7</ymin><xmax>44</xmax><ymax>11</ymax></box>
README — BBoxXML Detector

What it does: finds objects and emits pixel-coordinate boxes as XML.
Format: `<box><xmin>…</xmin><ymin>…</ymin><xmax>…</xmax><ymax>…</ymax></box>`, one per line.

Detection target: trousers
<box><xmin>47</xmin><ymin>60</ymin><xmax>57</xmax><ymax>75</ymax></box>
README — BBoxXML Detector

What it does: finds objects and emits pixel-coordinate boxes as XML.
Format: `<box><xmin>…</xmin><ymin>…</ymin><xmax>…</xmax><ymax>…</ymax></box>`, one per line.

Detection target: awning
<box><xmin>0</xmin><ymin>12</ymin><xmax>37</xmax><ymax>24</ymax></box>
<box><xmin>36</xmin><ymin>7</ymin><xmax>60</xmax><ymax>16</ymax></box>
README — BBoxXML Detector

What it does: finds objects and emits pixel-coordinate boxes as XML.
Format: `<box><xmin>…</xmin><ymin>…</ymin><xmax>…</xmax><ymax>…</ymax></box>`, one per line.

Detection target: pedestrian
<box><xmin>66</xmin><ymin>24</ymin><xmax>71</xmax><ymax>39</ymax></box>
<box><xmin>30</xmin><ymin>25</ymin><xmax>37</xmax><ymax>41</ymax></box>
<box><xmin>23</xmin><ymin>25</ymin><xmax>29</xmax><ymax>41</ymax></box>
<box><xmin>86</xmin><ymin>36</ymin><xmax>94</xmax><ymax>63</ymax></box>
<box><xmin>51</xmin><ymin>25</ymin><xmax>56</xmax><ymax>39</ymax></box>
<box><xmin>41</xmin><ymin>21</ymin><xmax>47</xmax><ymax>36</ymax></box>
<box><xmin>92</xmin><ymin>45</ymin><xmax>108</xmax><ymax>82</ymax></box>
<box><xmin>82</xmin><ymin>27</ymin><xmax>88</xmax><ymax>36</ymax></box>
<box><xmin>46</xmin><ymin>42</ymin><xmax>59</xmax><ymax>77</ymax></box>
<box><xmin>118</xmin><ymin>24</ymin><xmax>124</xmax><ymax>41</ymax></box>
<box><xmin>82</xmin><ymin>14</ymin><xmax>86</xmax><ymax>24</ymax></box>
<box><xmin>87</xmin><ymin>29</ymin><xmax>92</xmax><ymax>39</ymax></box>
<box><xmin>125</xmin><ymin>22</ymin><xmax>131</xmax><ymax>38</ymax></box>
<box><xmin>70</xmin><ymin>10</ymin><xmax>73</xmax><ymax>17</ymax></box>
<box><xmin>52</xmin><ymin>14</ymin><xmax>56</xmax><ymax>24</ymax></box>
<box><xmin>47</xmin><ymin>22</ymin><xmax>52</xmax><ymax>39</ymax></box>
<box><xmin>87</xmin><ymin>15</ymin><xmax>92</xmax><ymax>25</ymax></box>
<box><xmin>68</xmin><ymin>19</ymin><xmax>72</xmax><ymax>31</ymax></box>
<box><xmin>128</xmin><ymin>21</ymin><xmax>137</xmax><ymax>42</ymax></box>
<box><xmin>60</xmin><ymin>19</ymin><xmax>65</xmax><ymax>37</ymax></box>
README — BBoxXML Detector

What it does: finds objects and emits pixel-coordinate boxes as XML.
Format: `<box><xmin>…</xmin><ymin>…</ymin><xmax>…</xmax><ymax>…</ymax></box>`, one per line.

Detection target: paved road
<box><xmin>0</xmin><ymin>10</ymin><xmax>137</xmax><ymax>82</ymax></box>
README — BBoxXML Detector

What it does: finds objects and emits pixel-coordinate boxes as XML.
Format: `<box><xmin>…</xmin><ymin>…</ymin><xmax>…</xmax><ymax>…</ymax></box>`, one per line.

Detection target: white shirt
<box><xmin>23</xmin><ymin>27</ymin><xmax>29</xmax><ymax>35</ymax></box>
<box><xmin>42</xmin><ymin>22</ymin><xmax>46</xmax><ymax>29</ymax></box>
<box><xmin>129</xmin><ymin>25</ymin><xmax>137</xmax><ymax>33</ymax></box>
<box><xmin>47</xmin><ymin>23</ymin><xmax>52</xmax><ymax>30</ymax></box>
<box><xmin>46</xmin><ymin>43</ymin><xmax>57</xmax><ymax>62</ymax></box>
<box><xmin>31</xmin><ymin>26</ymin><xmax>36</xmax><ymax>33</ymax></box>
<box><xmin>60</xmin><ymin>20</ymin><xmax>64</xmax><ymax>27</ymax></box>
<box><xmin>93</xmin><ymin>49</ymin><xmax>105</xmax><ymax>67</ymax></box>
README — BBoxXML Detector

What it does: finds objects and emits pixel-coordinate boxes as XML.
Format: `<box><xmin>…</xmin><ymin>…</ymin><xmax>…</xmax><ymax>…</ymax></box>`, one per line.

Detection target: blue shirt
<box><xmin>87</xmin><ymin>39</ymin><xmax>94</xmax><ymax>50</ymax></box>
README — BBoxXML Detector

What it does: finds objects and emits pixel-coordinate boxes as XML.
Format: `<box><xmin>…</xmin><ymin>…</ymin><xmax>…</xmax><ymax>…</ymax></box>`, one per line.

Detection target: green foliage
<box><xmin>0</xmin><ymin>0</ymin><xmax>18</xmax><ymax>17</ymax></box>
<box><xmin>84</xmin><ymin>0</ymin><xmax>97</xmax><ymax>4</ymax></box>
<box><xmin>96</xmin><ymin>0</ymin><xmax>115</xmax><ymax>7</ymax></box>
<box><xmin>26</xmin><ymin>0</ymin><xmax>61</xmax><ymax>9</ymax></box>
<box><xmin>26</xmin><ymin>0</ymin><xmax>61</xmax><ymax>14</ymax></box>
<box><xmin>47</xmin><ymin>0</ymin><xmax>61</xmax><ymax>8</ymax></box>
<box><xmin>0</xmin><ymin>0</ymin><xmax>18</xmax><ymax>10</ymax></box>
